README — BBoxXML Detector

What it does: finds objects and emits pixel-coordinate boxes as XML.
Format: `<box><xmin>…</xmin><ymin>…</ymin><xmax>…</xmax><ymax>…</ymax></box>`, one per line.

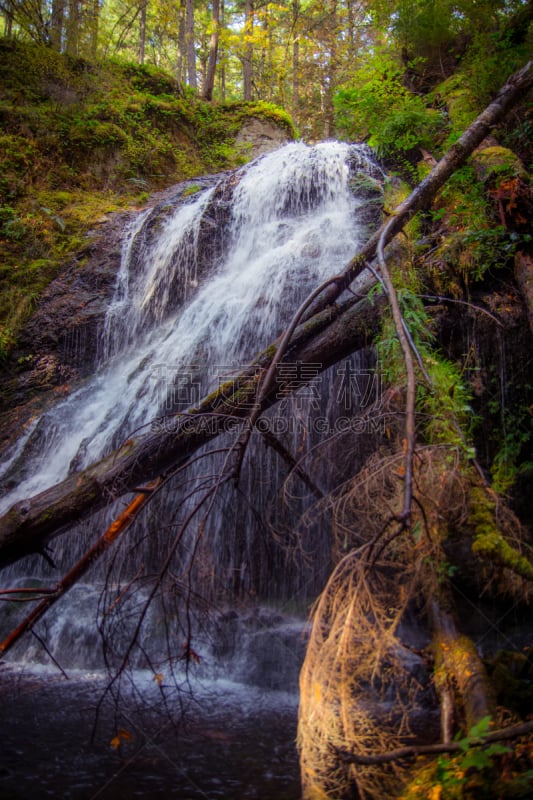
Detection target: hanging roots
<box><xmin>297</xmin><ymin>444</ymin><xmax>533</xmax><ymax>799</ymax></box>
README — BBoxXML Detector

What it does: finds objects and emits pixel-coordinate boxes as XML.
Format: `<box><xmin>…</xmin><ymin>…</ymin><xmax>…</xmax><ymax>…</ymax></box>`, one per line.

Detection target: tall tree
<box><xmin>65</xmin><ymin>0</ymin><xmax>80</xmax><ymax>55</ymax></box>
<box><xmin>138</xmin><ymin>0</ymin><xmax>147</xmax><ymax>62</ymax></box>
<box><xmin>292</xmin><ymin>0</ymin><xmax>300</xmax><ymax>124</ymax></box>
<box><xmin>242</xmin><ymin>0</ymin><xmax>253</xmax><ymax>100</ymax></box>
<box><xmin>2</xmin><ymin>0</ymin><xmax>14</xmax><ymax>36</ymax></box>
<box><xmin>202</xmin><ymin>0</ymin><xmax>220</xmax><ymax>99</ymax></box>
<box><xmin>50</xmin><ymin>0</ymin><xmax>65</xmax><ymax>51</ymax></box>
<box><xmin>186</xmin><ymin>0</ymin><xmax>197</xmax><ymax>87</ymax></box>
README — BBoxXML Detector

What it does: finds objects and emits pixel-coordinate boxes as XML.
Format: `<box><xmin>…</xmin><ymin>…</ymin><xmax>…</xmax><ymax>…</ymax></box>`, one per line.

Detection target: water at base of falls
<box><xmin>0</xmin><ymin>663</ymin><xmax>300</xmax><ymax>799</ymax></box>
<box><xmin>0</xmin><ymin>585</ymin><xmax>306</xmax><ymax>798</ymax></box>
<box><xmin>0</xmin><ymin>578</ymin><xmax>307</xmax><ymax>797</ymax></box>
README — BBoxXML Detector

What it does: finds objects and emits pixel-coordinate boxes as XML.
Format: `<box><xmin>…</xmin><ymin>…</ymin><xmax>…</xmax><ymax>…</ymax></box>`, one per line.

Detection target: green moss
<box><xmin>429</xmin><ymin>163</ymin><xmax>521</xmax><ymax>284</ymax></box>
<box><xmin>182</xmin><ymin>184</ymin><xmax>201</xmax><ymax>197</ymax></box>
<box><xmin>469</xmin><ymin>487</ymin><xmax>533</xmax><ymax>582</ymax></box>
<box><xmin>472</xmin><ymin>146</ymin><xmax>527</xmax><ymax>186</ymax></box>
<box><xmin>0</xmin><ymin>40</ymin><xmax>294</xmax><ymax>358</ymax></box>
<box><xmin>490</xmin><ymin>650</ymin><xmax>533</xmax><ymax>715</ymax></box>
<box><xmin>435</xmin><ymin>73</ymin><xmax>479</xmax><ymax>137</ymax></box>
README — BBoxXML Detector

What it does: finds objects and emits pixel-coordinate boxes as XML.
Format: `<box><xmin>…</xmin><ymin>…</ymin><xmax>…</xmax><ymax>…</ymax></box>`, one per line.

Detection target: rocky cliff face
<box><xmin>0</xmin><ymin>207</ymin><xmax>127</xmax><ymax>453</ymax></box>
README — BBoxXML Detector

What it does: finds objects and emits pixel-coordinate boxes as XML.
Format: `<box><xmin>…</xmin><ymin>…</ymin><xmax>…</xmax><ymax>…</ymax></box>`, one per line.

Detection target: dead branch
<box><xmin>376</xmin><ymin>224</ymin><xmax>417</xmax><ymax>525</ymax></box>
<box><xmin>0</xmin><ymin>477</ymin><xmax>162</xmax><ymax>658</ymax></box>
<box><xmin>260</xmin><ymin>428</ymin><xmax>324</xmax><ymax>500</ymax></box>
<box><xmin>334</xmin><ymin>719</ymin><xmax>533</xmax><ymax>765</ymax></box>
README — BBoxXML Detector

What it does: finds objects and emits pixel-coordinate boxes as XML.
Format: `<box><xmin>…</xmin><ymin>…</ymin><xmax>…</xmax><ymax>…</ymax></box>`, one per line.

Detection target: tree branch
<box><xmin>334</xmin><ymin>720</ymin><xmax>533</xmax><ymax>766</ymax></box>
<box><xmin>0</xmin><ymin>477</ymin><xmax>162</xmax><ymax>658</ymax></box>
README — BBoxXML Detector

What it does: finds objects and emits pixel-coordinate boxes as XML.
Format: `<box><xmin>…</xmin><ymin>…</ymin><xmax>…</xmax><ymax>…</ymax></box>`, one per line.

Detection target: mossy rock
<box><xmin>435</xmin><ymin>74</ymin><xmax>478</xmax><ymax>134</ymax></box>
<box><xmin>472</xmin><ymin>146</ymin><xmax>527</xmax><ymax>186</ymax></box>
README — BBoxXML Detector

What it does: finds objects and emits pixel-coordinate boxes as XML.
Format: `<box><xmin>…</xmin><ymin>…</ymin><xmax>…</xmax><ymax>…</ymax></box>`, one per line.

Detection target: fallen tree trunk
<box><xmin>0</xmin><ymin>60</ymin><xmax>531</xmax><ymax>569</ymax></box>
<box><xmin>0</xmin><ymin>477</ymin><xmax>162</xmax><ymax>657</ymax></box>
<box><xmin>429</xmin><ymin>597</ymin><xmax>496</xmax><ymax>731</ymax></box>
<box><xmin>0</xmin><ymin>295</ymin><xmax>383</xmax><ymax>567</ymax></box>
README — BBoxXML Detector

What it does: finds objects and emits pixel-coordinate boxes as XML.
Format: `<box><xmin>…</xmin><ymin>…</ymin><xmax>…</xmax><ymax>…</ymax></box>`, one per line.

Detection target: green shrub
<box><xmin>334</xmin><ymin>50</ymin><xmax>445</xmax><ymax>161</ymax></box>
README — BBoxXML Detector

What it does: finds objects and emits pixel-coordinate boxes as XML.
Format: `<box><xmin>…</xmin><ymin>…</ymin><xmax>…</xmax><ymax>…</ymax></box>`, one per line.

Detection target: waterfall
<box><xmin>0</xmin><ymin>141</ymin><xmax>383</xmax><ymax>676</ymax></box>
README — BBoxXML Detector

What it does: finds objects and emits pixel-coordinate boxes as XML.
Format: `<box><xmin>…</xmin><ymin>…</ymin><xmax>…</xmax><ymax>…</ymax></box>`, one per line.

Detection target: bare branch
<box><xmin>334</xmin><ymin>720</ymin><xmax>533</xmax><ymax>766</ymax></box>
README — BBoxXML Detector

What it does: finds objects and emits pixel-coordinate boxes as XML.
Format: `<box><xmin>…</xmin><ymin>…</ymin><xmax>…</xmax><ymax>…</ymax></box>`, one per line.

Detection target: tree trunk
<box><xmin>0</xmin><ymin>296</ymin><xmax>383</xmax><ymax>568</ymax></box>
<box><xmin>50</xmin><ymin>0</ymin><xmax>65</xmax><ymax>50</ymax></box>
<box><xmin>90</xmin><ymin>0</ymin><xmax>99</xmax><ymax>59</ymax></box>
<box><xmin>429</xmin><ymin>597</ymin><xmax>495</xmax><ymax>731</ymax></box>
<box><xmin>3</xmin><ymin>0</ymin><xmax>14</xmax><ymax>37</ymax></box>
<box><xmin>202</xmin><ymin>0</ymin><xmax>220</xmax><ymax>101</ymax></box>
<box><xmin>242</xmin><ymin>0</ymin><xmax>253</xmax><ymax>100</ymax></box>
<box><xmin>292</xmin><ymin>0</ymin><xmax>300</xmax><ymax>125</ymax></box>
<box><xmin>186</xmin><ymin>0</ymin><xmax>197</xmax><ymax>89</ymax></box>
<box><xmin>138</xmin><ymin>0</ymin><xmax>147</xmax><ymax>64</ymax></box>
<box><xmin>65</xmin><ymin>0</ymin><xmax>80</xmax><ymax>56</ymax></box>
<box><xmin>176</xmin><ymin>0</ymin><xmax>187</xmax><ymax>83</ymax></box>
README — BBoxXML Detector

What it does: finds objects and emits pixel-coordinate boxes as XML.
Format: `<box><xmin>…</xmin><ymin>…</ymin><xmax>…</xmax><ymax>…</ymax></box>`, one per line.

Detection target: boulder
<box><xmin>234</xmin><ymin>117</ymin><xmax>292</xmax><ymax>160</ymax></box>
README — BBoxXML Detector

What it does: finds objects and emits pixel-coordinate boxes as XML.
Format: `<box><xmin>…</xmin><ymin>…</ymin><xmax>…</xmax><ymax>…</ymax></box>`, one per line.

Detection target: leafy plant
<box><xmin>334</xmin><ymin>49</ymin><xmax>446</xmax><ymax>161</ymax></box>
<box><xmin>433</xmin><ymin>717</ymin><xmax>510</xmax><ymax>797</ymax></box>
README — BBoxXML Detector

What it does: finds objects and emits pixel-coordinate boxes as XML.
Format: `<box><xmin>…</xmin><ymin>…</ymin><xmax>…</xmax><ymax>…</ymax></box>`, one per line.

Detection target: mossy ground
<box><xmin>0</xmin><ymin>38</ymin><xmax>295</xmax><ymax>358</ymax></box>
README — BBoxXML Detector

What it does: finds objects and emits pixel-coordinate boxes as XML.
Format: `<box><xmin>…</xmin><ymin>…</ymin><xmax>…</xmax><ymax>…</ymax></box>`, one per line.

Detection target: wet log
<box><xmin>429</xmin><ymin>598</ymin><xmax>496</xmax><ymax>731</ymax></box>
<box><xmin>0</xmin><ymin>478</ymin><xmax>162</xmax><ymax>658</ymax></box>
<box><xmin>0</xmin><ymin>295</ymin><xmax>383</xmax><ymax>568</ymax></box>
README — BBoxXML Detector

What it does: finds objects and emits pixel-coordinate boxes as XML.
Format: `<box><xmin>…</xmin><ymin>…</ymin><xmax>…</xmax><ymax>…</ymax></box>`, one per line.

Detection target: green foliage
<box><xmin>461</xmin><ymin>28</ymin><xmax>532</xmax><ymax>108</ymax></box>
<box><xmin>430</xmin><ymin>166</ymin><xmax>522</xmax><ymax>282</ymax></box>
<box><xmin>371</xmin><ymin>0</ymin><xmax>465</xmax><ymax>59</ymax></box>
<box><xmin>334</xmin><ymin>50</ymin><xmax>445</xmax><ymax>161</ymax></box>
<box><xmin>119</xmin><ymin>61</ymin><xmax>182</xmax><ymax>97</ymax></box>
<box><xmin>434</xmin><ymin>716</ymin><xmax>511</xmax><ymax>793</ymax></box>
<box><xmin>403</xmin><ymin>715</ymin><xmax>516</xmax><ymax>799</ymax></box>
<box><xmin>491</xmin><ymin>415</ymin><xmax>533</xmax><ymax>495</ymax></box>
<box><xmin>0</xmin><ymin>205</ymin><xmax>26</xmax><ymax>241</ymax></box>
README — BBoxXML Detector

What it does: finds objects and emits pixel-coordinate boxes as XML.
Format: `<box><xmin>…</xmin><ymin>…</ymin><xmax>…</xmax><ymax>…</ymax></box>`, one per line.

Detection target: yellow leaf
<box><xmin>110</xmin><ymin>728</ymin><xmax>132</xmax><ymax>749</ymax></box>
<box><xmin>153</xmin><ymin>672</ymin><xmax>164</xmax><ymax>686</ymax></box>
<box><xmin>428</xmin><ymin>786</ymin><xmax>442</xmax><ymax>800</ymax></box>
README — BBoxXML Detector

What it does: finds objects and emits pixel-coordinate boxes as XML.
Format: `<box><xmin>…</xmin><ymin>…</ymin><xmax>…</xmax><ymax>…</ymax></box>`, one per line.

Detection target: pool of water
<box><xmin>0</xmin><ymin>664</ymin><xmax>301</xmax><ymax>800</ymax></box>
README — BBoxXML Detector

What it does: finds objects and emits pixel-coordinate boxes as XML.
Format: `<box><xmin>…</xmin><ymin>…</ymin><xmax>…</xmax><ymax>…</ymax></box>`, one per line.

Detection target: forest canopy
<box><xmin>1</xmin><ymin>0</ymin><xmax>532</xmax><ymax>138</ymax></box>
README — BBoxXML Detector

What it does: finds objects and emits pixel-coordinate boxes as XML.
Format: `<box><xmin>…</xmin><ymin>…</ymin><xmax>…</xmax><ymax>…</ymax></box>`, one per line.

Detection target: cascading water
<box><xmin>1</xmin><ymin>143</ymin><xmax>379</xmax><ymax>509</ymax></box>
<box><xmin>0</xmin><ymin>141</ymin><xmax>383</xmax><ymax>799</ymax></box>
